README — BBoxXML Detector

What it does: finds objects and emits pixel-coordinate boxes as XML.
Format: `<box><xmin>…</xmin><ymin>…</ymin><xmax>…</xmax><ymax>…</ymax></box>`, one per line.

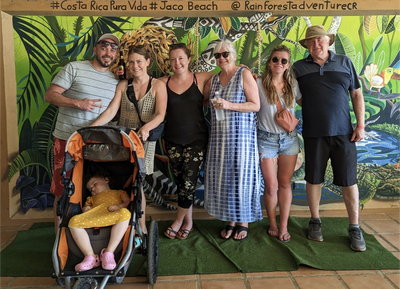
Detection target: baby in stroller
<box><xmin>69</xmin><ymin>171</ymin><xmax>131</xmax><ymax>272</ymax></box>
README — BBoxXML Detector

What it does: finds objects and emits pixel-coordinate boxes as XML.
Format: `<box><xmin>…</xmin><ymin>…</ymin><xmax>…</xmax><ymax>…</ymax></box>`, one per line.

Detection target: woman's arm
<box><xmin>90</xmin><ymin>80</ymin><xmax>127</xmax><ymax>126</ymax></box>
<box><xmin>196</xmin><ymin>72</ymin><xmax>215</xmax><ymax>94</ymax></box>
<box><xmin>202</xmin><ymin>76</ymin><xmax>213</xmax><ymax>106</ymax></box>
<box><xmin>137</xmin><ymin>79</ymin><xmax>168</xmax><ymax>141</ymax></box>
<box><xmin>215</xmin><ymin>69</ymin><xmax>260</xmax><ymax>113</ymax></box>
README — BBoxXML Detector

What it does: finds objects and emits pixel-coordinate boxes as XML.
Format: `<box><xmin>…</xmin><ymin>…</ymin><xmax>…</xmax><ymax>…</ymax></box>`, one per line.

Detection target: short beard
<box><xmin>96</xmin><ymin>54</ymin><xmax>115</xmax><ymax>68</ymax></box>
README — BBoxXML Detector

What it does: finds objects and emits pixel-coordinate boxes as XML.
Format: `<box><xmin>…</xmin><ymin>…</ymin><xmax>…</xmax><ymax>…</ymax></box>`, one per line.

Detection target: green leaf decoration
<box><xmin>13</xmin><ymin>16</ymin><xmax>56</xmax><ymax>124</ymax></box>
<box><xmin>360</xmin><ymin>35</ymin><xmax>384</xmax><ymax>75</ymax></box>
<box><xmin>184</xmin><ymin>17</ymin><xmax>199</xmax><ymax>31</ymax></box>
<box><xmin>74</xmin><ymin>16</ymin><xmax>84</xmax><ymax>36</ymax></box>
<box><xmin>19</xmin><ymin>119</ymin><xmax>33</xmax><ymax>153</ymax></box>
<box><xmin>377</xmin><ymin>15</ymin><xmax>389</xmax><ymax>34</ymax></box>
<box><xmin>212</xmin><ymin>26</ymin><xmax>219</xmax><ymax>35</ymax></box>
<box><xmin>335</xmin><ymin>33</ymin><xmax>356</xmax><ymax>63</ymax></box>
<box><xmin>230</xmin><ymin>17</ymin><xmax>241</xmax><ymax>31</ymax></box>
<box><xmin>355</xmin><ymin>51</ymin><xmax>363</xmax><ymax>75</ymax></box>
<box><xmin>277</xmin><ymin>19</ymin><xmax>287</xmax><ymax>36</ymax></box>
<box><xmin>62</xmin><ymin>17</ymin><xmax>127</xmax><ymax>60</ymax></box>
<box><xmin>8</xmin><ymin>150</ymin><xmax>50</xmax><ymax>182</ymax></box>
<box><xmin>32</xmin><ymin>104</ymin><xmax>58</xmax><ymax>156</ymax></box>
<box><xmin>361</xmin><ymin>94</ymin><xmax>386</xmax><ymax>119</ymax></box>
<box><xmin>384</xmin><ymin>16</ymin><xmax>396</xmax><ymax>34</ymax></box>
<box><xmin>218</xmin><ymin>27</ymin><xmax>224</xmax><ymax>40</ymax></box>
<box><xmin>200</xmin><ymin>26</ymin><xmax>212</xmax><ymax>40</ymax></box>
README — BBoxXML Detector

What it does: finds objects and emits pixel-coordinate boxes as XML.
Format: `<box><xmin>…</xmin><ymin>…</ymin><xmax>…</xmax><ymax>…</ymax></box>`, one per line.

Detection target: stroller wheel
<box><xmin>146</xmin><ymin>220</ymin><xmax>159</xmax><ymax>284</ymax></box>
<box><xmin>72</xmin><ymin>278</ymin><xmax>95</xmax><ymax>289</ymax></box>
<box><xmin>56</xmin><ymin>278</ymin><xmax>65</xmax><ymax>286</ymax></box>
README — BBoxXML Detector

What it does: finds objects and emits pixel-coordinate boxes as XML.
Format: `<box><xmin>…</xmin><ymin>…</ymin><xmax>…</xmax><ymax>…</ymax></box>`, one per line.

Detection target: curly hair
<box><xmin>86</xmin><ymin>171</ymin><xmax>115</xmax><ymax>190</ymax></box>
<box><xmin>261</xmin><ymin>45</ymin><xmax>296</xmax><ymax>108</ymax></box>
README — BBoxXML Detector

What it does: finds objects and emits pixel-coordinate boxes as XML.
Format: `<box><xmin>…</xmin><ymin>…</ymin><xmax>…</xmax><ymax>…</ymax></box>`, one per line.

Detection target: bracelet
<box><xmin>357</xmin><ymin>125</ymin><xmax>365</xmax><ymax>129</ymax></box>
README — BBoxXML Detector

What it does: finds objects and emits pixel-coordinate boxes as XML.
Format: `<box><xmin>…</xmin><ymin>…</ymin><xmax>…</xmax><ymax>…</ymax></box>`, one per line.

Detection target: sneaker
<box><xmin>308</xmin><ymin>219</ymin><xmax>323</xmax><ymax>242</ymax></box>
<box><xmin>348</xmin><ymin>227</ymin><xmax>366</xmax><ymax>252</ymax></box>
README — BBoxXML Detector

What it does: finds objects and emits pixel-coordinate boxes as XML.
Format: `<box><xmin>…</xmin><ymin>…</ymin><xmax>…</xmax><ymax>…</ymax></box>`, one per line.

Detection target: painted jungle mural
<box><xmin>8</xmin><ymin>14</ymin><xmax>400</xmax><ymax>213</ymax></box>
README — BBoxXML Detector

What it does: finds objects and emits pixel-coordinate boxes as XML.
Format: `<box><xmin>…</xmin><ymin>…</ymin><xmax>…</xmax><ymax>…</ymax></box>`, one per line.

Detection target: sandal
<box><xmin>164</xmin><ymin>226</ymin><xmax>178</xmax><ymax>239</ymax></box>
<box><xmin>220</xmin><ymin>225</ymin><xmax>235</xmax><ymax>240</ymax></box>
<box><xmin>176</xmin><ymin>227</ymin><xmax>194</xmax><ymax>240</ymax></box>
<box><xmin>279</xmin><ymin>231</ymin><xmax>291</xmax><ymax>243</ymax></box>
<box><xmin>100</xmin><ymin>248</ymin><xmax>116</xmax><ymax>270</ymax></box>
<box><xmin>267</xmin><ymin>227</ymin><xmax>279</xmax><ymax>238</ymax></box>
<box><xmin>75</xmin><ymin>255</ymin><xmax>100</xmax><ymax>272</ymax></box>
<box><xmin>233</xmin><ymin>225</ymin><xmax>249</xmax><ymax>241</ymax></box>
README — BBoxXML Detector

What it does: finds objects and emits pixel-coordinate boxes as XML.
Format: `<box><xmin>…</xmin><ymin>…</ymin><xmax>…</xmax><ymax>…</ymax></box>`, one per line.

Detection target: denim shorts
<box><xmin>257</xmin><ymin>129</ymin><xmax>300</xmax><ymax>159</ymax></box>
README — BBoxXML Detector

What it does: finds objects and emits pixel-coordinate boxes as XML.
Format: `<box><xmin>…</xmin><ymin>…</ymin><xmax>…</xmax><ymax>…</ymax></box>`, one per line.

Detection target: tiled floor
<box><xmin>1</xmin><ymin>207</ymin><xmax>399</xmax><ymax>288</ymax></box>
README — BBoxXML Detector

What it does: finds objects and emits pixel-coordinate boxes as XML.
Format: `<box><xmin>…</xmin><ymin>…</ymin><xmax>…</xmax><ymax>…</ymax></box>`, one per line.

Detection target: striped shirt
<box><xmin>52</xmin><ymin>60</ymin><xmax>118</xmax><ymax>140</ymax></box>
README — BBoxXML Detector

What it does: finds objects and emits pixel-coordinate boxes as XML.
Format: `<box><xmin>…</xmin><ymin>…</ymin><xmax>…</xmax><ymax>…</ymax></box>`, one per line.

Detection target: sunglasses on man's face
<box><xmin>214</xmin><ymin>51</ymin><xmax>230</xmax><ymax>59</ymax></box>
<box><xmin>98</xmin><ymin>40</ymin><xmax>119</xmax><ymax>50</ymax></box>
<box><xmin>272</xmin><ymin>57</ymin><xmax>288</xmax><ymax>65</ymax></box>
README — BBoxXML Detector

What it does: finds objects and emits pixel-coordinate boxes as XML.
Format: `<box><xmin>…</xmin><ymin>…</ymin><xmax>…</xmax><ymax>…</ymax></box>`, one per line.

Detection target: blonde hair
<box><xmin>261</xmin><ymin>45</ymin><xmax>296</xmax><ymax>108</ymax></box>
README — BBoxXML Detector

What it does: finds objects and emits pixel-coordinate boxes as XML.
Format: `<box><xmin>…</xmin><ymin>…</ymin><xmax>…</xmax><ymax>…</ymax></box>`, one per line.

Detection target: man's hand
<box><xmin>78</xmin><ymin>98</ymin><xmax>103</xmax><ymax>111</ymax></box>
<box><xmin>350</xmin><ymin>126</ymin><xmax>365</xmax><ymax>142</ymax></box>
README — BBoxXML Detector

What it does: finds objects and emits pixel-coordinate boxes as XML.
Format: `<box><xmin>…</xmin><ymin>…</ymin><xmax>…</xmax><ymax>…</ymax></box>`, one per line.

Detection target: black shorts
<box><xmin>304</xmin><ymin>135</ymin><xmax>358</xmax><ymax>187</ymax></box>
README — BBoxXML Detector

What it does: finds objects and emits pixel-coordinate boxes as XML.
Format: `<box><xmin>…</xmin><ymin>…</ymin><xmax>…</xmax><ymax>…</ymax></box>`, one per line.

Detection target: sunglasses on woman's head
<box><xmin>98</xmin><ymin>40</ymin><xmax>119</xmax><ymax>50</ymax></box>
<box><xmin>272</xmin><ymin>57</ymin><xmax>288</xmax><ymax>64</ymax></box>
<box><xmin>214</xmin><ymin>51</ymin><xmax>230</xmax><ymax>59</ymax></box>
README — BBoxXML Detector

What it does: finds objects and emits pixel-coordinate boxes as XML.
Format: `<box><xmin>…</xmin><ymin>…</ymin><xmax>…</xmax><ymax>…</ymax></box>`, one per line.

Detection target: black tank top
<box><xmin>164</xmin><ymin>74</ymin><xmax>208</xmax><ymax>145</ymax></box>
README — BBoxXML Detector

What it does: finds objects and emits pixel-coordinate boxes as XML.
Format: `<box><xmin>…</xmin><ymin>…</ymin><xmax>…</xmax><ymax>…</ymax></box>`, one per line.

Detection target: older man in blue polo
<box><xmin>293</xmin><ymin>25</ymin><xmax>366</xmax><ymax>252</ymax></box>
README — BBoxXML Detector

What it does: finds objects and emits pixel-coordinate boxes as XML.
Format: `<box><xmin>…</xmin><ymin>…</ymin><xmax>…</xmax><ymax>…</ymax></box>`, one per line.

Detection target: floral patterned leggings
<box><xmin>165</xmin><ymin>139</ymin><xmax>208</xmax><ymax>208</ymax></box>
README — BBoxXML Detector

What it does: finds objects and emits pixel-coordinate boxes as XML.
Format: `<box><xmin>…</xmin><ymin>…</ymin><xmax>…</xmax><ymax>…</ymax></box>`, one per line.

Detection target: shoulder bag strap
<box><xmin>127</xmin><ymin>78</ymin><xmax>146</xmax><ymax>126</ymax></box>
<box><xmin>276</xmin><ymin>98</ymin><xmax>283</xmax><ymax>110</ymax></box>
<box><xmin>145</xmin><ymin>76</ymin><xmax>153</xmax><ymax>94</ymax></box>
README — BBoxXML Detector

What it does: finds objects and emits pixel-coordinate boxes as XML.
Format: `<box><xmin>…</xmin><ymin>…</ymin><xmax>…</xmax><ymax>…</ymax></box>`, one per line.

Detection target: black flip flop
<box><xmin>220</xmin><ymin>225</ymin><xmax>235</xmax><ymax>240</ymax></box>
<box><xmin>233</xmin><ymin>225</ymin><xmax>248</xmax><ymax>241</ymax></box>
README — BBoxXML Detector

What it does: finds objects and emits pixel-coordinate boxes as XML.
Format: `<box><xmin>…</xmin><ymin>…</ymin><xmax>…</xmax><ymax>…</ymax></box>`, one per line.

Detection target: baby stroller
<box><xmin>52</xmin><ymin>126</ymin><xmax>159</xmax><ymax>288</ymax></box>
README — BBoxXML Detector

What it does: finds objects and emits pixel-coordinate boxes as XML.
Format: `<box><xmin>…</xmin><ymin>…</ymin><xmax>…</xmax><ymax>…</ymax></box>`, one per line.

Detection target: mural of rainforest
<box><xmin>8</xmin><ymin>14</ymin><xmax>400</xmax><ymax>214</ymax></box>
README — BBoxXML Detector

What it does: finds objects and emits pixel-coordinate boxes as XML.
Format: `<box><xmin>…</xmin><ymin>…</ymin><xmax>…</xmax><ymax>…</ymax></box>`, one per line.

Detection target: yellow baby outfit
<box><xmin>69</xmin><ymin>190</ymin><xmax>131</xmax><ymax>228</ymax></box>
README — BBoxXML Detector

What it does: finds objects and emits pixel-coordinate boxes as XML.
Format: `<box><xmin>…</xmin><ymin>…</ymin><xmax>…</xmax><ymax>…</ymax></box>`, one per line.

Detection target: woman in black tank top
<box><xmin>159</xmin><ymin>43</ymin><xmax>214</xmax><ymax>240</ymax></box>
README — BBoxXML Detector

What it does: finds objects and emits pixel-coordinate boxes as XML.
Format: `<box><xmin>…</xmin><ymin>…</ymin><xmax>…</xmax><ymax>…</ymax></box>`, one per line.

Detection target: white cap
<box><xmin>97</xmin><ymin>33</ymin><xmax>120</xmax><ymax>46</ymax></box>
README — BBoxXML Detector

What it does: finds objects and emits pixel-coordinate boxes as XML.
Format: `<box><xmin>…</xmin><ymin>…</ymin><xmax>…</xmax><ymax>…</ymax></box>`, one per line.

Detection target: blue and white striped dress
<box><xmin>204</xmin><ymin>67</ymin><xmax>262</xmax><ymax>223</ymax></box>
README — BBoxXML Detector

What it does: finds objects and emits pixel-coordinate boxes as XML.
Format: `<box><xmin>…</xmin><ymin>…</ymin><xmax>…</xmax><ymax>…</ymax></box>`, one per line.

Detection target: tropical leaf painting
<box><xmin>335</xmin><ymin>33</ymin><xmax>356</xmax><ymax>63</ymax></box>
<box><xmin>363</xmin><ymin>16</ymin><xmax>377</xmax><ymax>35</ymax></box>
<box><xmin>9</xmin><ymin>14</ymin><xmax>400</xmax><ymax>213</ymax></box>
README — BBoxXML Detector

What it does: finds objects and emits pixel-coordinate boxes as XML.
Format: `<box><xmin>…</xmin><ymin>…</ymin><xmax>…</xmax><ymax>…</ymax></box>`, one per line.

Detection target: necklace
<box><xmin>135</xmin><ymin>84</ymin><xmax>143</xmax><ymax>93</ymax></box>
<box><xmin>133</xmin><ymin>80</ymin><xmax>147</xmax><ymax>93</ymax></box>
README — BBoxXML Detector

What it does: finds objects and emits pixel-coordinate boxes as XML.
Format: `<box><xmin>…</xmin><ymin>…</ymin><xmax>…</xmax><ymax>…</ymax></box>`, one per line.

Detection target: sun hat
<box><xmin>299</xmin><ymin>25</ymin><xmax>335</xmax><ymax>48</ymax></box>
<box><xmin>97</xmin><ymin>33</ymin><xmax>120</xmax><ymax>46</ymax></box>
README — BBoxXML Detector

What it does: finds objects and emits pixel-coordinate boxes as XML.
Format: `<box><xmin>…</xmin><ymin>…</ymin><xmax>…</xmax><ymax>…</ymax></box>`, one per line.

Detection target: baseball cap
<box><xmin>97</xmin><ymin>33</ymin><xmax>120</xmax><ymax>46</ymax></box>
